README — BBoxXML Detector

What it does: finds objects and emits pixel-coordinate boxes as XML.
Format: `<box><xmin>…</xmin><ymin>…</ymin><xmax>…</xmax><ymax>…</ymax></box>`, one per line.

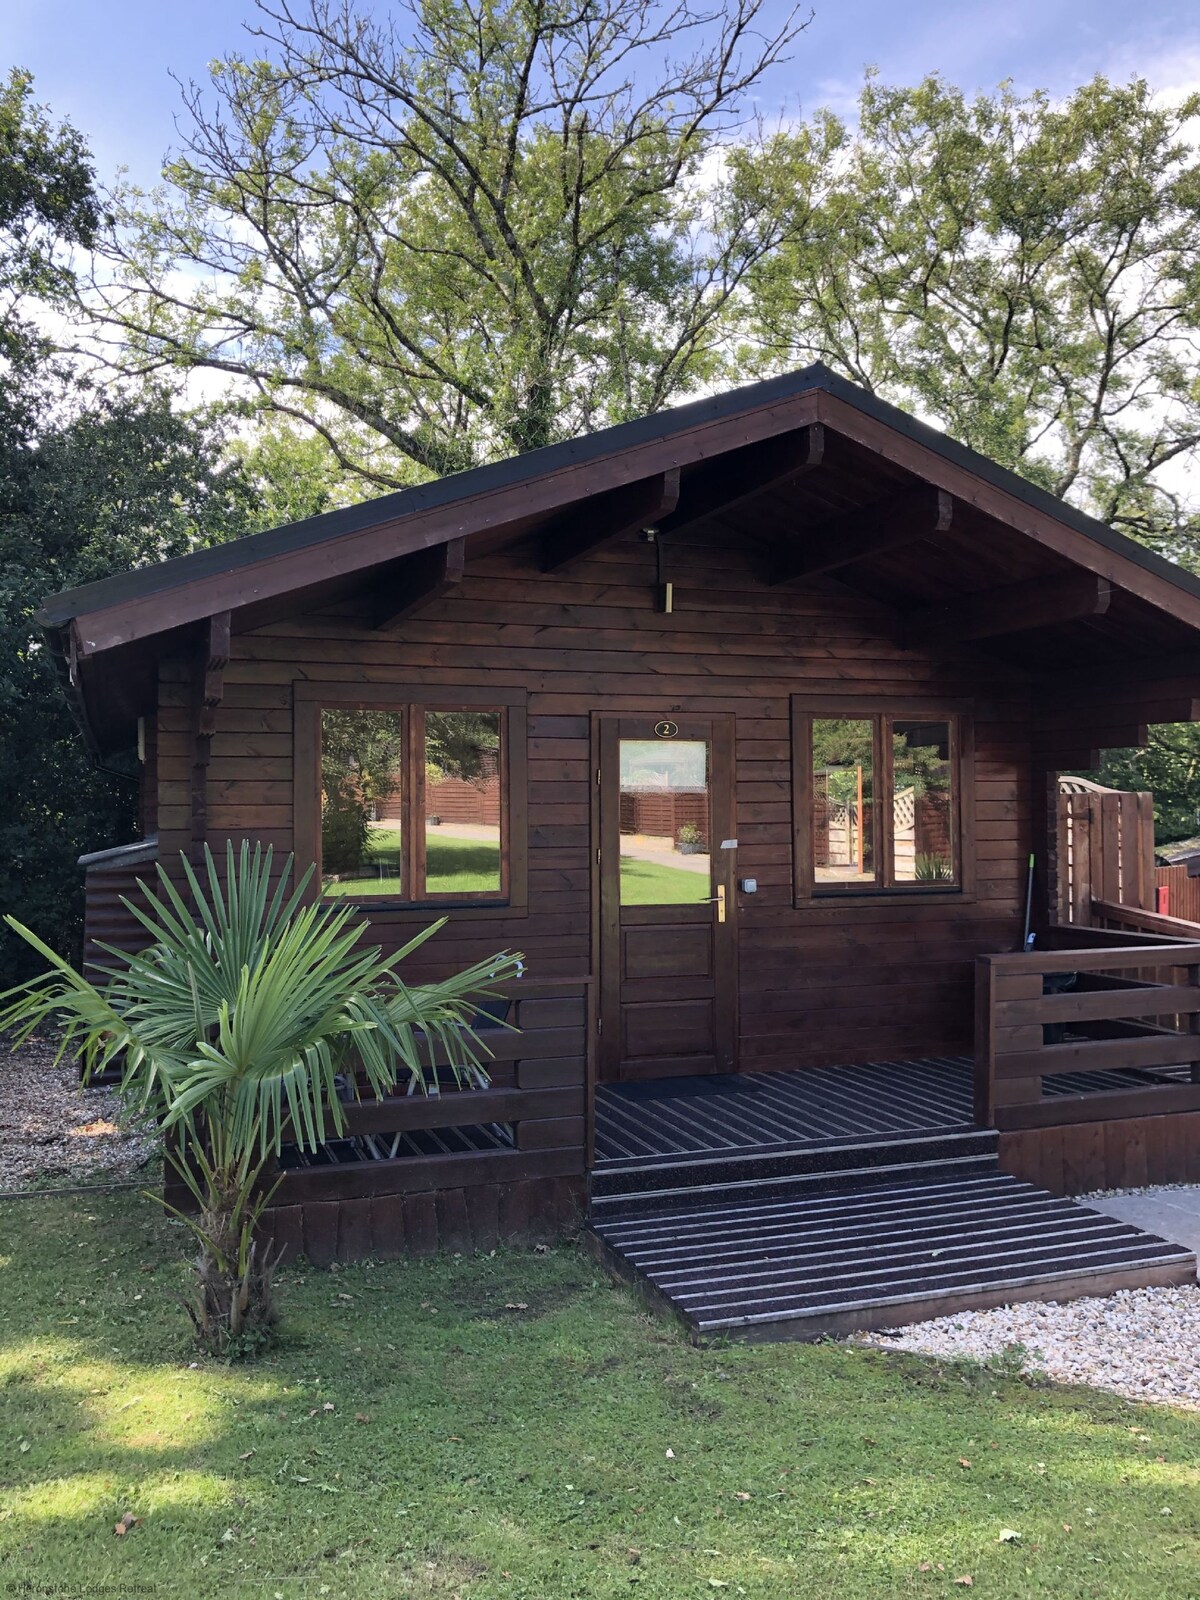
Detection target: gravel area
<box><xmin>858</xmin><ymin>1285</ymin><xmax>1200</xmax><ymax>1409</ymax></box>
<box><xmin>0</xmin><ymin>1035</ymin><xmax>157</xmax><ymax>1192</ymax></box>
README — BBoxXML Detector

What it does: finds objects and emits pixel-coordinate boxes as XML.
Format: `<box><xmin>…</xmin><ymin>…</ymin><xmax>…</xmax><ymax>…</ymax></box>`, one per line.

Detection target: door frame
<box><xmin>590</xmin><ymin>711</ymin><xmax>739</xmax><ymax>1084</ymax></box>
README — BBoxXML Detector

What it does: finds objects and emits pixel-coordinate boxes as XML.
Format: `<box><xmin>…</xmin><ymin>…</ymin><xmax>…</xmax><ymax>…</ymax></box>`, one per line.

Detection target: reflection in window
<box><xmin>812</xmin><ymin>718</ymin><xmax>876</xmax><ymax>883</ymax></box>
<box><xmin>423</xmin><ymin>710</ymin><xmax>503</xmax><ymax>896</ymax></box>
<box><xmin>892</xmin><ymin>720</ymin><xmax>955</xmax><ymax>883</ymax></box>
<box><xmin>618</xmin><ymin>739</ymin><xmax>711</xmax><ymax>906</ymax></box>
<box><xmin>319</xmin><ymin>705</ymin><xmax>506</xmax><ymax>901</ymax></box>
<box><xmin>320</xmin><ymin>709</ymin><xmax>405</xmax><ymax>897</ymax></box>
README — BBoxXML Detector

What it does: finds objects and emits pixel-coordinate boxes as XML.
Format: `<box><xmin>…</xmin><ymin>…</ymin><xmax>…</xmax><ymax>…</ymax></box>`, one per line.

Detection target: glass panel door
<box><xmin>617</xmin><ymin>739</ymin><xmax>712</xmax><ymax>906</ymax></box>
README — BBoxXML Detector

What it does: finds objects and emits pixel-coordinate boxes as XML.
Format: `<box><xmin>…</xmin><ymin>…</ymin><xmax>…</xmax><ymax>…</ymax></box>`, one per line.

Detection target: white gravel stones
<box><xmin>0</xmin><ymin>1035</ymin><xmax>156</xmax><ymax>1192</ymax></box>
<box><xmin>858</xmin><ymin>1284</ymin><xmax>1200</xmax><ymax>1409</ymax></box>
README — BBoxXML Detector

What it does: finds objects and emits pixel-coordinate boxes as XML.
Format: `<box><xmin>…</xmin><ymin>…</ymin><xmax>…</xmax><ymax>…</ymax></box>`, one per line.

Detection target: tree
<box><xmin>77</xmin><ymin>0</ymin><xmax>809</xmax><ymax>488</ymax></box>
<box><xmin>1086</xmin><ymin>729</ymin><xmax>1200</xmax><ymax>846</ymax></box>
<box><xmin>0</xmin><ymin>77</ymin><xmax>270</xmax><ymax>985</ymax></box>
<box><xmin>735</xmin><ymin>75</ymin><xmax>1200</xmax><ymax>565</ymax></box>
<box><xmin>0</xmin><ymin>67</ymin><xmax>103</xmax><ymax>364</ymax></box>
<box><xmin>0</xmin><ymin>386</ymin><xmax>259</xmax><ymax>984</ymax></box>
<box><xmin>1</xmin><ymin>842</ymin><xmax>522</xmax><ymax>1355</ymax></box>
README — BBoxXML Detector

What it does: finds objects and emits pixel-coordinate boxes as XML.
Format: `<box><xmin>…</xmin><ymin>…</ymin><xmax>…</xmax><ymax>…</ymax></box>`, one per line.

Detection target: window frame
<box><xmin>294</xmin><ymin>682</ymin><xmax>528</xmax><ymax>918</ymax></box>
<box><xmin>791</xmin><ymin>696</ymin><xmax>974</xmax><ymax>905</ymax></box>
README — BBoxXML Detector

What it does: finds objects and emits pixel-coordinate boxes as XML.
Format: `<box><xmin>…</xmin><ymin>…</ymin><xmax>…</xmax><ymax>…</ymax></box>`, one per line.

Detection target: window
<box><xmin>317</xmin><ymin>703</ymin><xmax>508</xmax><ymax>904</ymax></box>
<box><xmin>618</xmin><ymin>738</ymin><xmax>712</xmax><ymax>906</ymax></box>
<box><xmin>794</xmin><ymin>701</ymin><xmax>969</xmax><ymax>900</ymax></box>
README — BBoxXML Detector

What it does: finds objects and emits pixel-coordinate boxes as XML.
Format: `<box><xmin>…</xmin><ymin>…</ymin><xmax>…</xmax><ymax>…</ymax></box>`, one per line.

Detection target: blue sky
<box><xmin>7</xmin><ymin>0</ymin><xmax>1200</xmax><ymax>185</ymax></box>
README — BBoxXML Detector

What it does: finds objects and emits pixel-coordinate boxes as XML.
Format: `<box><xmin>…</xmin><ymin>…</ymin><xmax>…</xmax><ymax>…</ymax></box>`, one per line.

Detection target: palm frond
<box><xmin>2</xmin><ymin>845</ymin><xmax>524</xmax><ymax>1164</ymax></box>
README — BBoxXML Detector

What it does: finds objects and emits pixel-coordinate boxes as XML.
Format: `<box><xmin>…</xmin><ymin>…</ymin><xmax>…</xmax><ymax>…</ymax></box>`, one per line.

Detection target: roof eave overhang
<box><xmin>37</xmin><ymin>364</ymin><xmax>1200</xmax><ymax>731</ymax></box>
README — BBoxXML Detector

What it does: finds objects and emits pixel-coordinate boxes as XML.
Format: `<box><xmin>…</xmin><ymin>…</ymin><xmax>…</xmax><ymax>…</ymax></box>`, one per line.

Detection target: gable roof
<box><xmin>40</xmin><ymin>361</ymin><xmax>1200</xmax><ymax>639</ymax></box>
<box><xmin>39</xmin><ymin>361</ymin><xmax>1200</xmax><ymax>753</ymax></box>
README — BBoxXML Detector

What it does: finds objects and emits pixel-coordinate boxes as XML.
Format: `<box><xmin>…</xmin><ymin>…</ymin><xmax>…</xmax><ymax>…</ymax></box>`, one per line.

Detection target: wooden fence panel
<box><xmin>1155</xmin><ymin>865</ymin><xmax>1200</xmax><ymax>924</ymax></box>
<box><xmin>1057</xmin><ymin>786</ymin><xmax>1156</xmax><ymax>925</ymax></box>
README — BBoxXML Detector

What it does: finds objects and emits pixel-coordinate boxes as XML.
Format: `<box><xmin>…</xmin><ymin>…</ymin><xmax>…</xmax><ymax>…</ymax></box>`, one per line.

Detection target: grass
<box><xmin>620</xmin><ymin>855</ymin><xmax>710</xmax><ymax>905</ymax></box>
<box><xmin>1</xmin><ymin>1193</ymin><xmax>1198</xmax><ymax>1598</ymax></box>
<box><xmin>323</xmin><ymin>828</ymin><xmax>502</xmax><ymax>898</ymax></box>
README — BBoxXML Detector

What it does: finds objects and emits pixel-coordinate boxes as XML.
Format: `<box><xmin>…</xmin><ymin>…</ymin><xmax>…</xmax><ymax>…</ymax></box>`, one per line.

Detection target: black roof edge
<box><xmin>35</xmin><ymin>360</ymin><xmax>1200</xmax><ymax>632</ymax></box>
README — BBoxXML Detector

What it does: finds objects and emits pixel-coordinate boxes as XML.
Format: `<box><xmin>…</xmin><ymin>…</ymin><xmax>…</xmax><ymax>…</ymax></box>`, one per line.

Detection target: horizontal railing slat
<box><xmin>995</xmin><ymin>984</ymin><xmax>1200</xmax><ymax>1026</ymax></box>
<box><xmin>976</xmin><ymin>937</ymin><xmax>1200</xmax><ymax>1133</ymax></box>
<box><xmin>995</xmin><ymin>1032</ymin><xmax>1200</xmax><ymax>1078</ymax></box>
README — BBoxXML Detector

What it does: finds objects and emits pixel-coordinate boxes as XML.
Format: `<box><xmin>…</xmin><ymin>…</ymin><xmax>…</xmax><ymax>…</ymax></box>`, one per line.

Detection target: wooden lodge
<box><xmin>44</xmin><ymin>364</ymin><xmax>1200</xmax><ymax>1337</ymax></box>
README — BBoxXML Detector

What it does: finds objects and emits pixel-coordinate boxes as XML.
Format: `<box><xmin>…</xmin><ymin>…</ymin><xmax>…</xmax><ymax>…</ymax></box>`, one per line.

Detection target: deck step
<box><xmin>589</xmin><ymin>1170</ymin><xmax>1197</xmax><ymax>1341</ymax></box>
<box><xmin>592</xmin><ymin>1125</ymin><xmax>997</xmax><ymax>1193</ymax></box>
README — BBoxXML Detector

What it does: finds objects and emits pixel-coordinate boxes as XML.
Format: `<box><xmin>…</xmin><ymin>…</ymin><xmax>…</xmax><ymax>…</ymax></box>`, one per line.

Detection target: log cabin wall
<box><xmin>154</xmin><ymin>518</ymin><xmax>1033</xmax><ymax>1078</ymax></box>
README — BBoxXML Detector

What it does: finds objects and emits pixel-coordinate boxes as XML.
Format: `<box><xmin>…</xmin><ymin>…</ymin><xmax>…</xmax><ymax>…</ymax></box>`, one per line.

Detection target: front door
<box><xmin>596</xmin><ymin>715</ymin><xmax>737</xmax><ymax>1081</ymax></box>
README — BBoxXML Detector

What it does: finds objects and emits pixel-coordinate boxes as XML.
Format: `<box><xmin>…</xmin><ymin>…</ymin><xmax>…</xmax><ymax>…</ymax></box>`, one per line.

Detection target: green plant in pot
<box><xmin>0</xmin><ymin>842</ymin><xmax>521</xmax><ymax>1357</ymax></box>
<box><xmin>676</xmin><ymin>823</ymin><xmax>705</xmax><ymax>855</ymax></box>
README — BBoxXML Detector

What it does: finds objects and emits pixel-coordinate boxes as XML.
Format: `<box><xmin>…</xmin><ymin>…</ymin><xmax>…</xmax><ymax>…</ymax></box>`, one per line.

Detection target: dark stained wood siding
<box><xmin>1000</xmin><ymin>1110</ymin><xmax>1200</xmax><ymax>1195</ymax></box>
<box><xmin>155</xmin><ymin>520</ymin><xmax>1034</xmax><ymax>1074</ymax></box>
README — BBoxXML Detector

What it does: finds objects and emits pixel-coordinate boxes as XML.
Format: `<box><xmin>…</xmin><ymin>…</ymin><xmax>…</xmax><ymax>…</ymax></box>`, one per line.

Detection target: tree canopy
<box><xmin>80</xmin><ymin>0</ymin><xmax>809</xmax><ymax>487</ymax></box>
<box><xmin>735</xmin><ymin>75</ymin><xmax>1200</xmax><ymax>566</ymax></box>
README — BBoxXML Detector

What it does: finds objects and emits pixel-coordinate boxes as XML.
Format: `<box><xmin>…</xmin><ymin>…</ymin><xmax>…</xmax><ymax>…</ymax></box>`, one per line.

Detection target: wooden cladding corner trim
<box><xmin>191</xmin><ymin>611</ymin><xmax>232</xmax><ymax>861</ymax></box>
<box><xmin>293</xmin><ymin>690</ymin><xmax>318</xmax><ymax>900</ymax></box>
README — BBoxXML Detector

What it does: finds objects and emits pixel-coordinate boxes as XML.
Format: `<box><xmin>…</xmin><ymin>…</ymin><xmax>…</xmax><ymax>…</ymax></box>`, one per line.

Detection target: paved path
<box><xmin>618</xmin><ymin>833</ymin><xmax>710</xmax><ymax>874</ymax></box>
<box><xmin>1082</xmin><ymin>1185</ymin><xmax>1200</xmax><ymax>1255</ymax></box>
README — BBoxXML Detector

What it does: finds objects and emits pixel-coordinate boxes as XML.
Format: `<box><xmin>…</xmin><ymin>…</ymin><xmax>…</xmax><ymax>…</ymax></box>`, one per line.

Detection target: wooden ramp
<box><xmin>589</xmin><ymin>1097</ymin><xmax>1196</xmax><ymax>1341</ymax></box>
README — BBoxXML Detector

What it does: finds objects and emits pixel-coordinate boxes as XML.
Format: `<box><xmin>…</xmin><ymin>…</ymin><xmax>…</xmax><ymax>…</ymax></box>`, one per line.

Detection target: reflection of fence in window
<box><xmin>619</xmin><ymin>788</ymin><xmax>709</xmax><ymax>844</ymax></box>
<box><xmin>378</xmin><ymin>768</ymin><xmax>501</xmax><ymax>826</ymax></box>
<box><xmin>814</xmin><ymin>770</ymin><xmax>869</xmax><ymax>876</ymax></box>
<box><xmin>893</xmin><ymin>787</ymin><xmax>952</xmax><ymax>880</ymax></box>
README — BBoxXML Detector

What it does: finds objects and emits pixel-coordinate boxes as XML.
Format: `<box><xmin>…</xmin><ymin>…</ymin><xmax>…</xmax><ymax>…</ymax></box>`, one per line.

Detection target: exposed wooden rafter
<box><xmin>375</xmin><ymin>538</ymin><xmax>466</xmax><ymax>630</ymax></box>
<box><xmin>657</xmin><ymin>424</ymin><xmax>825</xmax><ymax>541</ymax></box>
<box><xmin>771</xmin><ymin>484</ymin><xmax>953</xmax><ymax>586</ymax></box>
<box><xmin>539</xmin><ymin>469</ymin><xmax>680</xmax><ymax>573</ymax></box>
<box><xmin>901</xmin><ymin>573</ymin><xmax>1112</xmax><ymax>650</ymax></box>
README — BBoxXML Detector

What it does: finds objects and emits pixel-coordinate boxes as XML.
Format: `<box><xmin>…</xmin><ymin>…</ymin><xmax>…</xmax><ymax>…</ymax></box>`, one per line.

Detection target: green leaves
<box><xmin>81</xmin><ymin>0</ymin><xmax>810</xmax><ymax>485</ymax></box>
<box><xmin>1</xmin><ymin>839</ymin><xmax>523</xmax><ymax>1168</ymax></box>
<box><xmin>739</xmin><ymin>74</ymin><xmax>1200</xmax><ymax>564</ymax></box>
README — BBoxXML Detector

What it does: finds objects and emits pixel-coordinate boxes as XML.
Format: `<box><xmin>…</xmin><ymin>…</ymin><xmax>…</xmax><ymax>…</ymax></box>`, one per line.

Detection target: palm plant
<box><xmin>0</xmin><ymin>842</ymin><xmax>521</xmax><ymax>1356</ymax></box>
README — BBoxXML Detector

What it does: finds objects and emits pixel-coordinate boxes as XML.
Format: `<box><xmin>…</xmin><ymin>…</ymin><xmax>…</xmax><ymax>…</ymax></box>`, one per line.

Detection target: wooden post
<box><xmin>856</xmin><ymin>764</ymin><xmax>864</xmax><ymax>876</ymax></box>
<box><xmin>974</xmin><ymin>957</ymin><xmax>996</xmax><ymax>1127</ymax></box>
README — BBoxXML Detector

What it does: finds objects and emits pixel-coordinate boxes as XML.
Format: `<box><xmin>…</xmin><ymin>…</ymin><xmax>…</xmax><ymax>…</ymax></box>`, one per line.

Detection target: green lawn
<box><xmin>323</xmin><ymin>828</ymin><xmax>502</xmax><ymax>898</ymax></box>
<box><xmin>620</xmin><ymin>854</ymin><xmax>710</xmax><ymax>905</ymax></box>
<box><xmin>1</xmin><ymin>1192</ymin><xmax>1198</xmax><ymax>1598</ymax></box>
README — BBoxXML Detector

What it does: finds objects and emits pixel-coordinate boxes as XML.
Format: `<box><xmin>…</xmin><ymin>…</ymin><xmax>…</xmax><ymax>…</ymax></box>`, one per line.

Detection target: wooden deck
<box><xmin>594</xmin><ymin>1055</ymin><xmax>1176</xmax><ymax>1166</ymax></box>
<box><xmin>589</xmin><ymin>1055</ymin><xmax>1199</xmax><ymax>1340</ymax></box>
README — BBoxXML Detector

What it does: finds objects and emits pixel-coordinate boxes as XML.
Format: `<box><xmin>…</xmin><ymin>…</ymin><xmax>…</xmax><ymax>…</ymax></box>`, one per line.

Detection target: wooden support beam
<box><xmin>902</xmin><ymin>573</ymin><xmax>1112</xmax><ymax>650</ymax></box>
<box><xmin>539</xmin><ymin>469</ymin><xmax>680</xmax><ymax>574</ymax></box>
<box><xmin>771</xmin><ymin>484</ymin><xmax>953</xmax><ymax>586</ymax></box>
<box><xmin>198</xmin><ymin>609</ymin><xmax>231</xmax><ymax>737</ymax></box>
<box><xmin>375</xmin><ymin>538</ymin><xmax>466</xmax><ymax>630</ymax></box>
<box><xmin>192</xmin><ymin>610</ymin><xmax>231</xmax><ymax>860</ymax></box>
<box><xmin>658</xmin><ymin>424</ymin><xmax>825</xmax><ymax>541</ymax></box>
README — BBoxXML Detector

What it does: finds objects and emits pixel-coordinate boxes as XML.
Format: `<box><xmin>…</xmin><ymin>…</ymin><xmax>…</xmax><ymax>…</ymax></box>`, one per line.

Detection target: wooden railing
<box><xmin>1089</xmin><ymin>897</ymin><xmax>1200</xmax><ymax>942</ymax></box>
<box><xmin>975</xmin><ymin>940</ymin><xmax>1200</xmax><ymax>1132</ymax></box>
<box><xmin>168</xmin><ymin>977</ymin><xmax>595</xmax><ymax>1259</ymax></box>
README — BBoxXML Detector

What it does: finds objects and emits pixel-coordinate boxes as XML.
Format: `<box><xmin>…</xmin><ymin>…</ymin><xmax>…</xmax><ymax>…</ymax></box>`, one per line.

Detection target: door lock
<box><xmin>705</xmin><ymin>884</ymin><xmax>727</xmax><ymax>923</ymax></box>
